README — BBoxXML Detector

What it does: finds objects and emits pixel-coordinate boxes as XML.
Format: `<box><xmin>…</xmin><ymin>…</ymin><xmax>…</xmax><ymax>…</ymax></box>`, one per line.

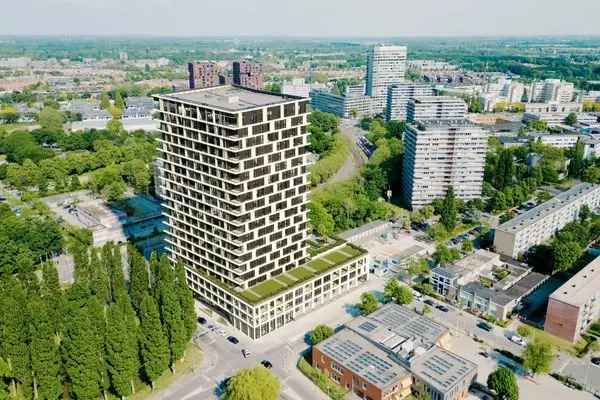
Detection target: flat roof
<box><xmin>238</xmin><ymin>243</ymin><xmax>366</xmax><ymax>304</ymax></box>
<box><xmin>550</xmin><ymin>256</ymin><xmax>600</xmax><ymax>306</ymax></box>
<box><xmin>461</xmin><ymin>271</ymin><xmax>547</xmax><ymax>306</ymax></box>
<box><xmin>497</xmin><ymin>183</ymin><xmax>600</xmax><ymax>233</ymax></box>
<box><xmin>157</xmin><ymin>85</ymin><xmax>304</xmax><ymax>112</ymax></box>
<box><xmin>316</xmin><ymin>329</ymin><xmax>411</xmax><ymax>390</ymax></box>
<box><xmin>411</xmin><ymin>96</ymin><xmax>466</xmax><ymax>104</ymax></box>
<box><xmin>339</xmin><ymin>219</ymin><xmax>389</xmax><ymax>240</ymax></box>
<box><xmin>432</xmin><ymin>250</ymin><xmax>500</xmax><ymax>280</ymax></box>
<box><xmin>408</xmin><ymin>119</ymin><xmax>483</xmax><ymax>129</ymax></box>
<box><xmin>347</xmin><ymin>303</ymin><xmax>448</xmax><ymax>355</ymax></box>
<box><xmin>410</xmin><ymin>346</ymin><xmax>477</xmax><ymax>394</ymax></box>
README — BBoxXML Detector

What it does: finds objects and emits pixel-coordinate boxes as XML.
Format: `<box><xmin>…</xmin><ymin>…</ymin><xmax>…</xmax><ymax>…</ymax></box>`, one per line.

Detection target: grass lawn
<box><xmin>526</xmin><ymin>325</ymin><xmax>577</xmax><ymax>355</ymax></box>
<box><xmin>249</xmin><ymin>279</ymin><xmax>287</xmax><ymax>299</ymax></box>
<box><xmin>308</xmin><ymin>258</ymin><xmax>332</xmax><ymax>272</ymax></box>
<box><xmin>129</xmin><ymin>343</ymin><xmax>202</xmax><ymax>400</ymax></box>
<box><xmin>276</xmin><ymin>274</ymin><xmax>297</xmax><ymax>285</ymax></box>
<box><xmin>288</xmin><ymin>266</ymin><xmax>314</xmax><ymax>282</ymax></box>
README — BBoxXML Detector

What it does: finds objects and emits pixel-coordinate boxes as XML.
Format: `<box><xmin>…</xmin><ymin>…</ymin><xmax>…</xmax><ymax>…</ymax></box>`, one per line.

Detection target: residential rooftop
<box><xmin>461</xmin><ymin>271</ymin><xmax>548</xmax><ymax>306</ymax></box>
<box><xmin>156</xmin><ymin>85</ymin><xmax>304</xmax><ymax>112</ymax></box>
<box><xmin>410</xmin><ymin>346</ymin><xmax>477</xmax><ymax>395</ymax></box>
<box><xmin>316</xmin><ymin>329</ymin><xmax>411</xmax><ymax>390</ymax></box>
<box><xmin>347</xmin><ymin>303</ymin><xmax>449</xmax><ymax>356</ymax></box>
<box><xmin>550</xmin><ymin>256</ymin><xmax>600</xmax><ymax>306</ymax></box>
<box><xmin>409</xmin><ymin>119</ymin><xmax>483</xmax><ymax>129</ymax></box>
<box><xmin>411</xmin><ymin>96</ymin><xmax>467</xmax><ymax>104</ymax></box>
<box><xmin>497</xmin><ymin>183</ymin><xmax>600</xmax><ymax>233</ymax></box>
<box><xmin>237</xmin><ymin>243</ymin><xmax>366</xmax><ymax>304</ymax></box>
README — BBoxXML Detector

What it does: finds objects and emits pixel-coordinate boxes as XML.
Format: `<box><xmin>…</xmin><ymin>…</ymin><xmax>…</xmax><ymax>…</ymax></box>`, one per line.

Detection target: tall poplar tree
<box><xmin>128</xmin><ymin>247</ymin><xmax>150</xmax><ymax>314</ymax></box>
<box><xmin>41</xmin><ymin>262</ymin><xmax>64</xmax><ymax>334</ymax></box>
<box><xmin>28</xmin><ymin>298</ymin><xmax>62</xmax><ymax>400</ymax></box>
<box><xmin>174</xmin><ymin>262</ymin><xmax>197</xmax><ymax>341</ymax></box>
<box><xmin>62</xmin><ymin>306</ymin><xmax>102</xmax><ymax>400</ymax></box>
<box><xmin>90</xmin><ymin>248</ymin><xmax>111</xmax><ymax>305</ymax></box>
<box><xmin>0</xmin><ymin>280</ymin><xmax>32</xmax><ymax>399</ymax></box>
<box><xmin>106</xmin><ymin>298</ymin><xmax>139</xmax><ymax>398</ymax></box>
<box><xmin>156</xmin><ymin>256</ymin><xmax>186</xmax><ymax>370</ymax></box>
<box><xmin>138</xmin><ymin>295</ymin><xmax>169</xmax><ymax>389</ymax></box>
<box><xmin>87</xmin><ymin>296</ymin><xmax>110</xmax><ymax>400</ymax></box>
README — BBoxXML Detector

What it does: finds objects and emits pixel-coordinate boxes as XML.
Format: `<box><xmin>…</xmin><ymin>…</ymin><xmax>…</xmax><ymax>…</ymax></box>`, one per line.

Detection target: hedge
<box><xmin>297</xmin><ymin>357</ymin><xmax>347</xmax><ymax>400</ymax></box>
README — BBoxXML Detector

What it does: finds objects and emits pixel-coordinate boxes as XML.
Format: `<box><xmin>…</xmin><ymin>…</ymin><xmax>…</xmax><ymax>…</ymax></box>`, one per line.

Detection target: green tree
<box><xmin>565</xmin><ymin>112</ymin><xmax>578</xmax><ymax>126</ymax></box>
<box><xmin>384</xmin><ymin>279</ymin><xmax>414</xmax><ymax>305</ymax></box>
<box><xmin>28</xmin><ymin>297</ymin><xmax>63</xmax><ymax>400</ymax></box>
<box><xmin>62</xmin><ymin>306</ymin><xmax>103</xmax><ymax>400</ymax></box>
<box><xmin>106</xmin><ymin>299</ymin><xmax>139</xmax><ymax>398</ymax></box>
<box><xmin>138</xmin><ymin>295</ymin><xmax>170</xmax><ymax>388</ymax></box>
<box><xmin>439</xmin><ymin>187</ymin><xmax>458</xmax><ymax>231</ymax></box>
<box><xmin>461</xmin><ymin>240</ymin><xmax>474</xmax><ymax>253</ymax></box>
<box><xmin>38</xmin><ymin>107</ymin><xmax>64</xmax><ymax>132</ymax></box>
<box><xmin>156</xmin><ymin>257</ymin><xmax>187</xmax><ymax>370</ymax></box>
<box><xmin>516</xmin><ymin>325</ymin><xmax>532</xmax><ymax>338</ymax></box>
<box><xmin>362</xmin><ymin>164</ymin><xmax>388</xmax><ymax>201</ymax></box>
<box><xmin>357</xmin><ymin>292</ymin><xmax>379</xmax><ymax>316</ymax></box>
<box><xmin>0</xmin><ymin>281</ymin><xmax>32</xmax><ymax>398</ymax></box>
<box><xmin>87</xmin><ymin>296</ymin><xmax>110</xmax><ymax>399</ymax></box>
<box><xmin>308</xmin><ymin>202</ymin><xmax>334</xmax><ymax>237</ymax></box>
<box><xmin>0</xmin><ymin>106</ymin><xmax>20</xmax><ymax>124</ymax></box>
<box><xmin>309</xmin><ymin>325</ymin><xmax>334</xmax><ymax>345</ymax></box>
<box><xmin>129</xmin><ymin>247</ymin><xmax>150</xmax><ymax>313</ymax></box>
<box><xmin>41</xmin><ymin>262</ymin><xmax>64</xmax><ymax>334</ymax></box>
<box><xmin>115</xmin><ymin>92</ymin><xmax>126</xmax><ymax>111</ymax></box>
<box><xmin>487</xmin><ymin>367</ymin><xmax>518</xmax><ymax>400</ymax></box>
<box><xmin>522</xmin><ymin>339</ymin><xmax>554</xmax><ymax>376</ymax></box>
<box><xmin>552</xmin><ymin>240</ymin><xmax>581</xmax><ymax>272</ymax></box>
<box><xmin>407</xmin><ymin>257</ymin><xmax>429</xmax><ymax>284</ymax></box>
<box><xmin>90</xmin><ymin>247</ymin><xmax>111</xmax><ymax>305</ymax></box>
<box><xmin>432</xmin><ymin>244</ymin><xmax>460</xmax><ymax>265</ymax></box>
<box><xmin>100</xmin><ymin>93</ymin><xmax>111</xmax><ymax>110</ymax></box>
<box><xmin>174</xmin><ymin>261</ymin><xmax>197</xmax><ymax>341</ymax></box>
<box><xmin>224</xmin><ymin>366</ymin><xmax>280</xmax><ymax>400</ymax></box>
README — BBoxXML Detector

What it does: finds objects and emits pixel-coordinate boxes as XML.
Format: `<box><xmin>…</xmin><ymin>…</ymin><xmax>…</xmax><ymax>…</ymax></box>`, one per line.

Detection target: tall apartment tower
<box><xmin>155</xmin><ymin>85</ymin><xmax>369</xmax><ymax>339</ymax></box>
<box><xmin>188</xmin><ymin>61</ymin><xmax>224</xmax><ymax>89</ymax></box>
<box><xmin>365</xmin><ymin>45</ymin><xmax>407</xmax><ymax>97</ymax></box>
<box><xmin>406</xmin><ymin>96</ymin><xmax>468</xmax><ymax>123</ymax></box>
<box><xmin>233</xmin><ymin>60</ymin><xmax>264</xmax><ymax>90</ymax></box>
<box><xmin>386</xmin><ymin>83</ymin><xmax>435</xmax><ymax>121</ymax></box>
<box><xmin>402</xmin><ymin>120</ymin><xmax>488</xmax><ymax>209</ymax></box>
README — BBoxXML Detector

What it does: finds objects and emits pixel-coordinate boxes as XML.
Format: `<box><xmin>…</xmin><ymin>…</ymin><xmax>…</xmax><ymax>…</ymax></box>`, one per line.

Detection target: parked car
<box><xmin>424</xmin><ymin>299</ymin><xmax>436</xmax><ymax>307</ymax></box>
<box><xmin>227</xmin><ymin>336</ymin><xmax>239</xmax><ymax>344</ymax></box>
<box><xmin>478</xmin><ymin>351</ymin><xmax>489</xmax><ymax>358</ymax></box>
<box><xmin>478</xmin><ymin>321</ymin><xmax>494</xmax><ymax>332</ymax></box>
<box><xmin>261</xmin><ymin>360</ymin><xmax>273</xmax><ymax>369</ymax></box>
<box><xmin>436</xmin><ymin>304</ymin><xmax>449</xmax><ymax>312</ymax></box>
<box><xmin>591</xmin><ymin>357</ymin><xmax>600</xmax><ymax>366</ymax></box>
<box><xmin>217</xmin><ymin>377</ymin><xmax>231</xmax><ymax>395</ymax></box>
<box><xmin>218</xmin><ymin>329</ymin><xmax>227</xmax><ymax>336</ymax></box>
<box><xmin>412</xmin><ymin>290</ymin><xmax>423</xmax><ymax>300</ymax></box>
<box><xmin>197</xmin><ymin>317</ymin><xmax>207</xmax><ymax>325</ymax></box>
<box><xmin>242</xmin><ymin>349</ymin><xmax>251</xmax><ymax>358</ymax></box>
<box><xmin>510</xmin><ymin>335</ymin><xmax>527</xmax><ymax>346</ymax></box>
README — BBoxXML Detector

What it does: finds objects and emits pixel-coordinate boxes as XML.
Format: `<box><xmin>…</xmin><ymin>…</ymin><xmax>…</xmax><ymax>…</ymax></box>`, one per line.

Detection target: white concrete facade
<box><xmin>494</xmin><ymin>183</ymin><xmax>600</xmax><ymax>258</ymax></box>
<box><xmin>385</xmin><ymin>83</ymin><xmax>435</xmax><ymax>121</ymax></box>
<box><xmin>401</xmin><ymin>120</ymin><xmax>488</xmax><ymax>209</ymax></box>
<box><xmin>407</xmin><ymin>96</ymin><xmax>468</xmax><ymax>123</ymax></box>
<box><xmin>365</xmin><ymin>45</ymin><xmax>407</xmax><ymax>97</ymax></box>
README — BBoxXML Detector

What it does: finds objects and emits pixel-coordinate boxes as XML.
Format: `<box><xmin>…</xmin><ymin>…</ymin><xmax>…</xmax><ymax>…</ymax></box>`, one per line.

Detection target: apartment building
<box><xmin>523</xmin><ymin>112</ymin><xmax>599</xmax><ymax>127</ymax></box>
<box><xmin>528</xmin><ymin>79</ymin><xmax>575</xmax><ymax>103</ymax></box>
<box><xmin>187</xmin><ymin>61</ymin><xmax>224</xmax><ymax>89</ymax></box>
<box><xmin>494</xmin><ymin>183</ymin><xmax>600</xmax><ymax>258</ymax></box>
<box><xmin>530</xmin><ymin>133</ymin><xmax>583</xmax><ymax>149</ymax></box>
<box><xmin>407</xmin><ymin>96</ymin><xmax>468</xmax><ymax>123</ymax></box>
<box><xmin>386</xmin><ymin>83</ymin><xmax>435</xmax><ymax>121</ymax></box>
<box><xmin>154</xmin><ymin>85</ymin><xmax>369</xmax><ymax>339</ymax></box>
<box><xmin>233</xmin><ymin>60</ymin><xmax>263</xmax><ymax>90</ymax></box>
<box><xmin>314</xmin><ymin>304</ymin><xmax>477</xmax><ymax>400</ymax></box>
<box><xmin>310</xmin><ymin>89</ymin><xmax>375</xmax><ymax>118</ymax></box>
<box><xmin>402</xmin><ymin>120</ymin><xmax>488</xmax><ymax>209</ymax></box>
<box><xmin>545</xmin><ymin>256</ymin><xmax>600</xmax><ymax>342</ymax></box>
<box><xmin>365</xmin><ymin>45</ymin><xmax>407</xmax><ymax>98</ymax></box>
<box><xmin>525</xmin><ymin>101</ymin><xmax>582</xmax><ymax>114</ymax></box>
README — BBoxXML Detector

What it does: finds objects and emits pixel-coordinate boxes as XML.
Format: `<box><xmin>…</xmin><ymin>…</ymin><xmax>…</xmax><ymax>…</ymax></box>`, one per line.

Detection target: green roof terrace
<box><xmin>238</xmin><ymin>243</ymin><xmax>367</xmax><ymax>304</ymax></box>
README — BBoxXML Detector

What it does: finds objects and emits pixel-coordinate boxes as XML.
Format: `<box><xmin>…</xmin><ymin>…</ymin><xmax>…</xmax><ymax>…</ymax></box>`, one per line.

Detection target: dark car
<box><xmin>478</xmin><ymin>321</ymin><xmax>494</xmax><ymax>332</ymax></box>
<box><xmin>227</xmin><ymin>336</ymin><xmax>239</xmax><ymax>344</ymax></box>
<box><xmin>217</xmin><ymin>377</ymin><xmax>231</xmax><ymax>395</ymax></box>
<box><xmin>424</xmin><ymin>299</ymin><xmax>436</xmax><ymax>307</ymax></box>
<box><xmin>197</xmin><ymin>317</ymin><xmax>207</xmax><ymax>325</ymax></box>
<box><xmin>261</xmin><ymin>360</ymin><xmax>273</xmax><ymax>369</ymax></box>
<box><xmin>479</xmin><ymin>351</ymin><xmax>489</xmax><ymax>358</ymax></box>
<box><xmin>436</xmin><ymin>304</ymin><xmax>449</xmax><ymax>312</ymax></box>
<box><xmin>592</xmin><ymin>357</ymin><xmax>600</xmax><ymax>366</ymax></box>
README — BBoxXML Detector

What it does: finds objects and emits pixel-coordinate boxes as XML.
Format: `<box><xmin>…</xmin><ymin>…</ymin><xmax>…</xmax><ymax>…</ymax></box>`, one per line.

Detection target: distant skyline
<box><xmin>4</xmin><ymin>0</ymin><xmax>600</xmax><ymax>37</ymax></box>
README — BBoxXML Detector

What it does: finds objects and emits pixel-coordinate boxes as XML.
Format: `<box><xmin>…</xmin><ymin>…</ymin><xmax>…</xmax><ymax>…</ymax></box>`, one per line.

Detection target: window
<box><xmin>242</xmin><ymin>110</ymin><xmax>263</xmax><ymax>125</ymax></box>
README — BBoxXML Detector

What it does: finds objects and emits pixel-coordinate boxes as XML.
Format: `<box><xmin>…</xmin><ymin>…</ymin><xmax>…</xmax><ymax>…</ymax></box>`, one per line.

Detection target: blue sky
<box><xmin>3</xmin><ymin>0</ymin><xmax>600</xmax><ymax>36</ymax></box>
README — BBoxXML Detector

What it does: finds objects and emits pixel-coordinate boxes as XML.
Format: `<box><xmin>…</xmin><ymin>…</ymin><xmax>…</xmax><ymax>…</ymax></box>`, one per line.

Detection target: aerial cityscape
<box><xmin>2</xmin><ymin>1</ymin><xmax>600</xmax><ymax>400</ymax></box>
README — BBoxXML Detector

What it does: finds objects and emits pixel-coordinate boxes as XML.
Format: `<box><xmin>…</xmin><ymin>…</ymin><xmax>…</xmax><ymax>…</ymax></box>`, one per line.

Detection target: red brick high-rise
<box><xmin>188</xmin><ymin>61</ymin><xmax>224</xmax><ymax>89</ymax></box>
<box><xmin>232</xmin><ymin>60</ymin><xmax>263</xmax><ymax>90</ymax></box>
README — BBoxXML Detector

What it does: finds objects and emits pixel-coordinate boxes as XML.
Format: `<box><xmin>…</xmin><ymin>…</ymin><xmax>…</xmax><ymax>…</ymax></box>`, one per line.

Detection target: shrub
<box><xmin>297</xmin><ymin>358</ymin><xmax>347</xmax><ymax>400</ymax></box>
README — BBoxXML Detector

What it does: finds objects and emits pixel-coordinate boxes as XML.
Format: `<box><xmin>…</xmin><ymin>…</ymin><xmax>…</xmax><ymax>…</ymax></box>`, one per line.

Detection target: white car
<box><xmin>219</xmin><ymin>329</ymin><xmax>227</xmax><ymax>336</ymax></box>
<box><xmin>412</xmin><ymin>290</ymin><xmax>423</xmax><ymax>300</ymax></box>
<box><xmin>510</xmin><ymin>335</ymin><xmax>527</xmax><ymax>346</ymax></box>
